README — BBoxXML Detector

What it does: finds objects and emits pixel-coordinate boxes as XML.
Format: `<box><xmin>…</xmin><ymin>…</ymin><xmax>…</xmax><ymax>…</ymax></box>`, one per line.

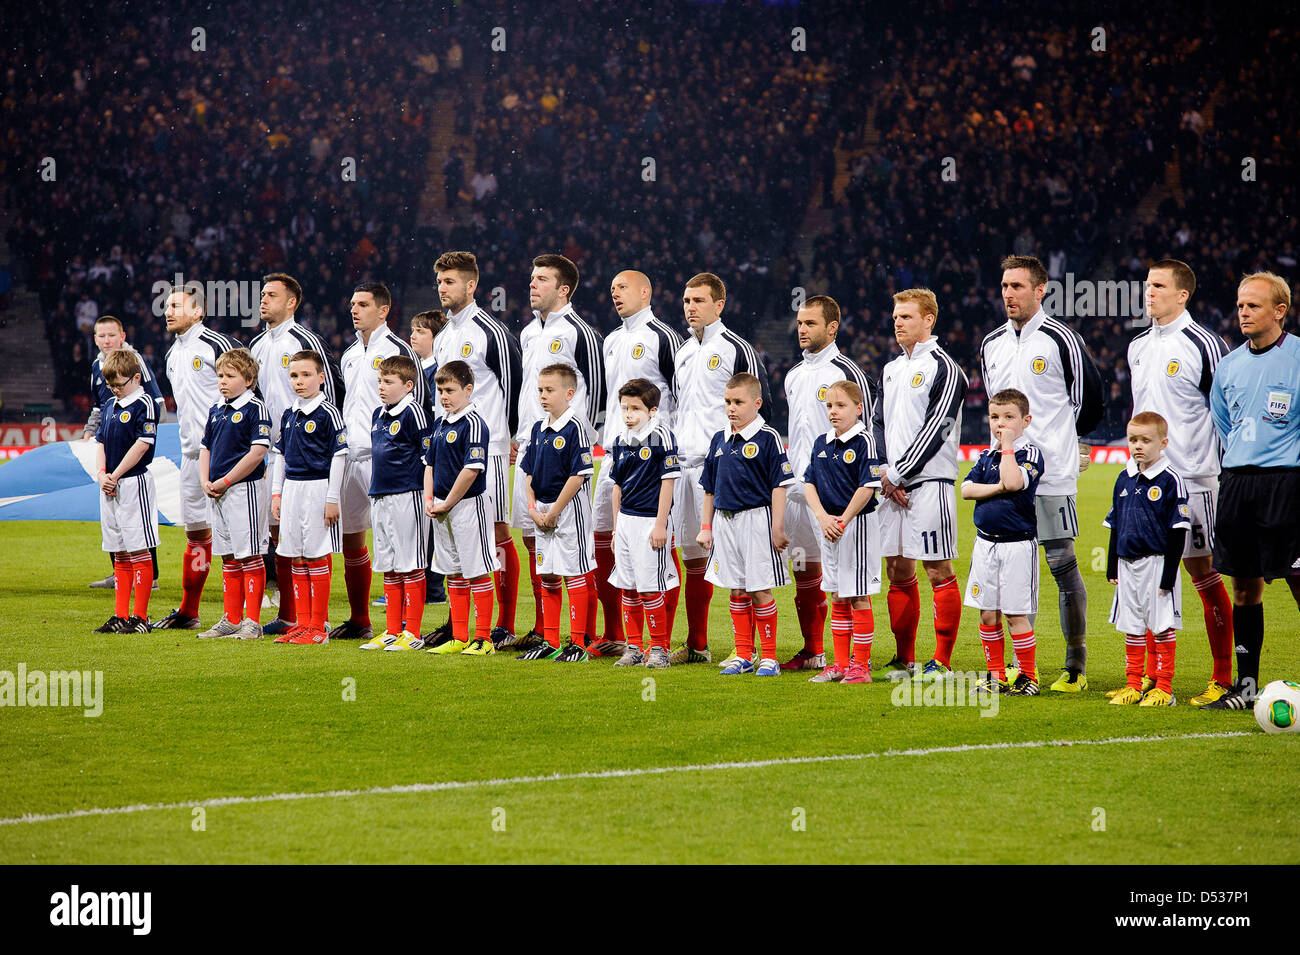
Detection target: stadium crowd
<box><xmin>1</xmin><ymin>1</ymin><xmax>1294</xmax><ymax>447</ymax></box>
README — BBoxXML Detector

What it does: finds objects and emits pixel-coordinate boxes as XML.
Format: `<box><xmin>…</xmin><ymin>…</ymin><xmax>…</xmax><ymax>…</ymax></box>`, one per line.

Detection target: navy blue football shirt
<box><xmin>96</xmin><ymin>386</ymin><xmax>157</xmax><ymax>477</ymax></box>
<box><xmin>369</xmin><ymin>394</ymin><xmax>432</xmax><ymax>495</ymax></box>
<box><xmin>520</xmin><ymin>408</ymin><xmax>594</xmax><ymax>502</ymax></box>
<box><xmin>276</xmin><ymin>394</ymin><xmax>347</xmax><ymax>481</ymax></box>
<box><xmin>802</xmin><ymin>422</ymin><xmax>881</xmax><ymax>515</ymax></box>
<box><xmin>425</xmin><ymin>402</ymin><xmax>490</xmax><ymax>499</ymax></box>
<box><xmin>202</xmin><ymin>390</ymin><xmax>273</xmax><ymax>483</ymax></box>
<box><xmin>700</xmin><ymin>414</ymin><xmax>795</xmax><ymax>512</ymax></box>
<box><xmin>609</xmin><ymin>419</ymin><xmax>680</xmax><ymax>518</ymax></box>
<box><xmin>1104</xmin><ymin>457</ymin><xmax>1191</xmax><ymax>558</ymax></box>
<box><xmin>965</xmin><ymin>439</ymin><xmax>1045</xmax><ymax>541</ymax></box>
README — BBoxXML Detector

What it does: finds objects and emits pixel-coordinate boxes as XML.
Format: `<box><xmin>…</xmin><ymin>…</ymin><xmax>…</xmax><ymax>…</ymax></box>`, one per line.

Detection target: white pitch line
<box><xmin>0</xmin><ymin>731</ymin><xmax>1253</xmax><ymax>827</ymax></box>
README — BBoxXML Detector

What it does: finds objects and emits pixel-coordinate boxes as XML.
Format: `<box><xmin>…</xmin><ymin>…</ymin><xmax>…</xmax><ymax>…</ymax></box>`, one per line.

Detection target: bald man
<box><xmin>590</xmin><ymin>271</ymin><xmax>684</xmax><ymax>654</ymax></box>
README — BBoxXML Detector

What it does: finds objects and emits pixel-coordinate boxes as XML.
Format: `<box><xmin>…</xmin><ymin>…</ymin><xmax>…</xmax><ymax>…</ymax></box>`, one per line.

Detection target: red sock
<box><xmin>274</xmin><ymin>551</ymin><xmax>295</xmax><ymax>624</ymax></box>
<box><xmin>622</xmin><ymin>591</ymin><xmax>645</xmax><ymax>649</ymax></box>
<box><xmin>665</xmin><ymin>548</ymin><xmax>682</xmax><ymax>635</ymax></box>
<box><xmin>524</xmin><ymin>537</ymin><xmax>543</xmax><ymax>633</ymax></box>
<box><xmin>753</xmin><ymin>599</ymin><xmax>778</xmax><ymax>660</ymax></box>
<box><xmin>1011</xmin><ymin>628</ymin><xmax>1037</xmax><ymax>682</ymax></box>
<box><xmin>932</xmin><ymin>575</ymin><xmax>961</xmax><ymax>667</ymax></box>
<box><xmin>131</xmin><ymin>552</ymin><xmax>153</xmax><ymax>619</ymax></box>
<box><xmin>343</xmin><ymin>548</ymin><xmax>372</xmax><ymax>627</ymax></box>
<box><xmin>496</xmin><ymin>533</ymin><xmax>519</xmax><ymax>633</ymax></box>
<box><xmin>594</xmin><ymin>533</ymin><xmax>622</xmax><ymax>642</ymax></box>
<box><xmin>1193</xmin><ymin>573</ymin><xmax>1234</xmax><ymax>686</ymax></box>
<box><xmin>242</xmin><ymin>556</ymin><xmax>266</xmax><ymax>623</ymax></box>
<box><xmin>888</xmin><ymin>575</ymin><xmax>920</xmax><ymax>664</ymax></box>
<box><xmin>541</xmin><ymin>579</ymin><xmax>563</xmax><ymax>647</ymax></box>
<box><xmin>851</xmin><ymin>602</ymin><xmax>875</xmax><ymax>666</ymax></box>
<box><xmin>221</xmin><ymin>558</ymin><xmax>244</xmax><ymax>624</ymax></box>
<box><xmin>179</xmin><ymin>534</ymin><xmax>212</xmax><ymax>617</ymax></box>
<box><xmin>979</xmin><ymin>624</ymin><xmax>1005</xmax><ymax>680</ymax></box>
<box><xmin>291</xmin><ymin>562</ymin><xmax>311</xmax><ymax>626</ymax></box>
<box><xmin>404</xmin><ymin>570</ymin><xmax>427</xmax><ymax>636</ymax></box>
<box><xmin>472</xmin><ymin>576</ymin><xmax>494</xmax><ymax>642</ymax></box>
<box><xmin>566</xmin><ymin>574</ymin><xmax>590</xmax><ymax>646</ymax></box>
<box><xmin>794</xmin><ymin>572</ymin><xmax>827</xmax><ymax>654</ymax></box>
<box><xmin>1154</xmin><ymin>629</ymin><xmax>1176</xmax><ymax>693</ymax></box>
<box><xmin>686</xmin><ymin>564</ymin><xmax>714</xmax><ymax>650</ymax></box>
<box><xmin>113</xmin><ymin>556</ymin><xmax>133</xmax><ymax>618</ymax></box>
<box><xmin>730</xmin><ymin>594</ymin><xmax>755</xmax><ymax>659</ymax></box>
<box><xmin>643</xmin><ymin>592</ymin><xmax>669</xmax><ymax>650</ymax></box>
<box><xmin>1125</xmin><ymin>633</ymin><xmax>1146</xmax><ymax>690</ymax></box>
<box><xmin>308</xmin><ymin>557</ymin><xmax>332</xmax><ymax>631</ymax></box>
<box><xmin>1144</xmin><ymin>629</ymin><xmax>1156</xmax><ymax>680</ymax></box>
<box><xmin>384</xmin><ymin>573</ymin><xmax>403</xmax><ymax>634</ymax></box>
<box><xmin>448</xmin><ymin>577</ymin><xmax>472</xmax><ymax>642</ymax></box>
<box><xmin>584</xmin><ymin>570</ymin><xmax>600</xmax><ymax>644</ymax></box>
<box><xmin>830</xmin><ymin>599</ymin><xmax>853</xmax><ymax>668</ymax></box>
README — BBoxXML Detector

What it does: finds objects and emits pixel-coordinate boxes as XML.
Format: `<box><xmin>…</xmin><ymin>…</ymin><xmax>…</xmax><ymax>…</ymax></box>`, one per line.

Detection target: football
<box><xmin>1254</xmin><ymin>680</ymin><xmax>1300</xmax><ymax>734</ymax></box>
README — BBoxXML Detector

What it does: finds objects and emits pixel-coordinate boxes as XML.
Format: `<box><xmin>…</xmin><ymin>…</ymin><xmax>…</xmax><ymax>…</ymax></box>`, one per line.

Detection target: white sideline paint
<box><xmin>0</xmin><ymin>731</ymin><xmax>1253</xmax><ymax>827</ymax></box>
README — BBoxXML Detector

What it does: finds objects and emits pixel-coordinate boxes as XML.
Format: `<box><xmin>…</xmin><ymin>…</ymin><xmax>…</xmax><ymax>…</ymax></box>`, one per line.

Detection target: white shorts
<box><xmin>670</xmin><ymin>463</ymin><xmax>709</xmax><ymax>560</ymax></box>
<box><xmin>1110</xmin><ymin>554</ymin><xmax>1183</xmax><ymax>634</ymax></box>
<box><xmin>100</xmin><ymin>472</ymin><xmax>160</xmax><ymax>553</ymax></box>
<box><xmin>279</xmin><ymin>478</ymin><xmax>342</xmax><ymax>558</ymax></box>
<box><xmin>592</xmin><ymin>463</ymin><xmax>616</xmax><ymax>534</ymax></box>
<box><xmin>180</xmin><ymin>454</ymin><xmax>210</xmax><ymax>531</ymax></box>
<box><xmin>784</xmin><ymin>488</ymin><xmax>824</xmax><ymax>568</ymax></box>
<box><xmin>211</xmin><ymin>480</ymin><xmax>270</xmax><ymax>560</ymax></box>
<box><xmin>487</xmin><ymin>453</ymin><xmax>508</xmax><ymax>525</ymax></box>
<box><xmin>431</xmin><ymin>493</ymin><xmax>499</xmax><ymax>579</ymax></box>
<box><xmin>877</xmin><ymin>480</ymin><xmax>959</xmax><ymax>561</ymax></box>
<box><xmin>534</xmin><ymin>490</ymin><xmax>595</xmax><ymax>577</ymax></box>
<box><xmin>821</xmin><ymin>510</ymin><xmax>882</xmax><ymax>598</ymax></box>
<box><xmin>611</xmin><ymin>513</ymin><xmax>680</xmax><ymax>593</ymax></box>
<box><xmin>705</xmin><ymin>506</ymin><xmax>790</xmax><ymax>592</ymax></box>
<box><xmin>1183</xmin><ymin>486</ymin><xmax>1217</xmax><ymax>559</ymax></box>
<box><xmin>370</xmin><ymin>491</ymin><xmax>428</xmax><ymax>573</ymax></box>
<box><xmin>964</xmin><ymin>536</ymin><xmax>1039</xmax><ymax>615</ymax></box>
<box><xmin>340</xmin><ymin>455</ymin><xmax>372</xmax><ymax>535</ymax></box>
<box><xmin>511</xmin><ymin>445</ymin><xmax>535</xmax><ymax>535</ymax></box>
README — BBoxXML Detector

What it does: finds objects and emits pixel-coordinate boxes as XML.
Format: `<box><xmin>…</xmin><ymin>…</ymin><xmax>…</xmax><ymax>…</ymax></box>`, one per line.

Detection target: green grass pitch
<box><xmin>1</xmin><ymin>463</ymin><xmax>1298</xmax><ymax>864</ymax></box>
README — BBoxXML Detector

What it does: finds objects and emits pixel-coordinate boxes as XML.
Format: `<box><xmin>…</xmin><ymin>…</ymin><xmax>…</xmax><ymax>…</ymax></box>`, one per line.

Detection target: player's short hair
<box><xmin>434</xmin><ymin>360</ymin><xmax>474</xmax><ymax>388</ymax></box>
<box><xmin>378</xmin><ymin>355</ymin><xmax>418</xmax><ymax>384</ymax></box>
<box><xmin>802</xmin><ymin>295</ymin><xmax>840</xmax><ymax>328</ymax></box>
<box><xmin>411</xmin><ymin>309</ymin><xmax>446</xmax><ymax>334</ymax></box>
<box><xmin>725</xmin><ymin>372</ymin><xmax>761</xmax><ymax>398</ymax></box>
<box><xmin>825</xmin><ymin>379</ymin><xmax>863</xmax><ymax>405</ymax></box>
<box><xmin>263</xmin><ymin>272</ymin><xmax>303</xmax><ymax>309</ymax></box>
<box><xmin>1150</xmin><ymin>259</ymin><xmax>1196</xmax><ymax>297</ymax></box>
<box><xmin>686</xmin><ymin>272</ymin><xmax>726</xmax><ymax>302</ymax></box>
<box><xmin>893</xmin><ymin>287</ymin><xmax>939</xmax><ymax>324</ymax></box>
<box><xmin>1238</xmin><ymin>271</ymin><xmax>1292</xmax><ymax>313</ymax></box>
<box><xmin>989</xmin><ymin>387</ymin><xmax>1030</xmax><ymax>416</ymax></box>
<box><xmin>618</xmin><ymin>377</ymin><xmax>661</xmax><ymax>410</ymax></box>
<box><xmin>215</xmin><ymin>347</ymin><xmax>259</xmax><ymax>387</ymax></box>
<box><xmin>1129</xmin><ymin>410</ymin><xmax>1168</xmax><ymax>439</ymax></box>
<box><xmin>434</xmin><ymin>250</ymin><xmax>480</xmax><ymax>284</ymax></box>
<box><xmin>94</xmin><ymin>314</ymin><xmax>124</xmax><ymax>332</ymax></box>
<box><xmin>101</xmin><ymin>348</ymin><xmax>142</xmax><ymax>382</ymax></box>
<box><xmin>539</xmin><ymin>363</ymin><xmax>578</xmax><ymax>390</ymax></box>
<box><xmin>288</xmin><ymin>349</ymin><xmax>324</xmax><ymax>372</ymax></box>
<box><xmin>1000</xmin><ymin>255</ymin><xmax>1049</xmax><ymax>289</ymax></box>
<box><xmin>533</xmin><ymin>254</ymin><xmax>580</xmax><ymax>301</ymax></box>
<box><xmin>170</xmin><ymin>280</ymin><xmax>205</xmax><ymax>313</ymax></box>
<box><xmin>353</xmin><ymin>282</ymin><xmax>391</xmax><ymax>310</ymax></box>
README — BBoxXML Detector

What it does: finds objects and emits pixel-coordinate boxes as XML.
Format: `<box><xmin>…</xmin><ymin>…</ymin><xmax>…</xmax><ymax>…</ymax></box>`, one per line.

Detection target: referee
<box><xmin>1206</xmin><ymin>271</ymin><xmax>1300</xmax><ymax>710</ymax></box>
